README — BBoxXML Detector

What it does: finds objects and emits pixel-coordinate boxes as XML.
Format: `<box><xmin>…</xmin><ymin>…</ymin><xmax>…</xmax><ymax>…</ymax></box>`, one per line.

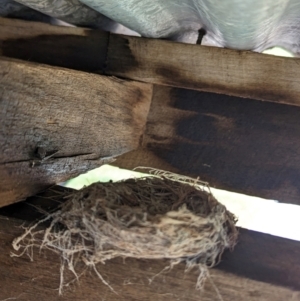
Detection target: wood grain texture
<box><xmin>0</xmin><ymin>57</ymin><xmax>152</xmax><ymax>207</ymax></box>
<box><xmin>0</xmin><ymin>216</ymin><xmax>299</xmax><ymax>301</ymax></box>
<box><xmin>115</xmin><ymin>85</ymin><xmax>300</xmax><ymax>204</ymax></box>
<box><xmin>2</xmin><ymin>17</ymin><xmax>300</xmax><ymax>106</ymax></box>
<box><xmin>106</xmin><ymin>35</ymin><xmax>300</xmax><ymax>106</ymax></box>
<box><xmin>0</xmin><ymin>16</ymin><xmax>92</xmax><ymax>39</ymax></box>
<box><xmin>0</xmin><ymin>17</ymin><xmax>109</xmax><ymax>73</ymax></box>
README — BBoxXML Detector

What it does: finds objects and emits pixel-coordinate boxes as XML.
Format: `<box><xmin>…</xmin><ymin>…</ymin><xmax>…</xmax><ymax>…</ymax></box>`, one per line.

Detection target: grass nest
<box><xmin>12</xmin><ymin>170</ymin><xmax>238</xmax><ymax>294</ymax></box>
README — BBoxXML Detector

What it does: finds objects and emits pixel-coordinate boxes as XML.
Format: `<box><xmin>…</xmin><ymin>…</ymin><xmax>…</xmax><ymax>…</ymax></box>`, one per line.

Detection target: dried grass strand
<box><xmin>12</xmin><ymin>172</ymin><xmax>238</xmax><ymax>295</ymax></box>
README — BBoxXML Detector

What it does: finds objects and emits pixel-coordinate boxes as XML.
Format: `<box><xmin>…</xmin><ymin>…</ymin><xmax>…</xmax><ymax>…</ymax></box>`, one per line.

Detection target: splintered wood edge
<box><xmin>0</xmin><ymin>57</ymin><xmax>152</xmax><ymax>207</ymax></box>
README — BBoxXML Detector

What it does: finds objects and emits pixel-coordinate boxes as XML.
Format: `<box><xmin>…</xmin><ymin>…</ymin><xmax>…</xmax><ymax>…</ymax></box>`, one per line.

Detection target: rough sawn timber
<box><xmin>1</xmin><ymin>17</ymin><xmax>300</xmax><ymax>106</ymax></box>
<box><xmin>115</xmin><ymin>85</ymin><xmax>300</xmax><ymax>205</ymax></box>
<box><xmin>0</xmin><ymin>216</ymin><xmax>299</xmax><ymax>301</ymax></box>
<box><xmin>2</xmin><ymin>18</ymin><xmax>300</xmax><ymax>203</ymax></box>
<box><xmin>106</xmin><ymin>34</ymin><xmax>300</xmax><ymax>106</ymax></box>
<box><xmin>0</xmin><ymin>57</ymin><xmax>152</xmax><ymax>207</ymax></box>
<box><xmin>0</xmin><ymin>17</ymin><xmax>109</xmax><ymax>73</ymax></box>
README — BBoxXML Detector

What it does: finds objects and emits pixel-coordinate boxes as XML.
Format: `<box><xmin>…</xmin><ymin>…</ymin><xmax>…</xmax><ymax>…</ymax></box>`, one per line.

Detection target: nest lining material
<box><xmin>12</xmin><ymin>170</ymin><xmax>238</xmax><ymax>294</ymax></box>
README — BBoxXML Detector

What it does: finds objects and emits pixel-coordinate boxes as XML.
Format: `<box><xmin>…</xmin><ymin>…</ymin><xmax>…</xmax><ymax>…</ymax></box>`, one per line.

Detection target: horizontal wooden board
<box><xmin>0</xmin><ymin>17</ymin><xmax>109</xmax><ymax>73</ymax></box>
<box><xmin>106</xmin><ymin>35</ymin><xmax>300</xmax><ymax>106</ymax></box>
<box><xmin>0</xmin><ymin>212</ymin><xmax>299</xmax><ymax>301</ymax></box>
<box><xmin>0</xmin><ymin>57</ymin><xmax>152</xmax><ymax>207</ymax></box>
<box><xmin>115</xmin><ymin>85</ymin><xmax>300</xmax><ymax>204</ymax></box>
<box><xmin>2</xmin><ymin>17</ymin><xmax>300</xmax><ymax>106</ymax></box>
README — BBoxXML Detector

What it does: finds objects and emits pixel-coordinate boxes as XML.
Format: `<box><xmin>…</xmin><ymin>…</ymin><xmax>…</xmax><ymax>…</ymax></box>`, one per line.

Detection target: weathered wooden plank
<box><xmin>115</xmin><ymin>85</ymin><xmax>300</xmax><ymax>204</ymax></box>
<box><xmin>106</xmin><ymin>34</ymin><xmax>300</xmax><ymax>106</ymax></box>
<box><xmin>1</xmin><ymin>17</ymin><xmax>300</xmax><ymax>106</ymax></box>
<box><xmin>0</xmin><ymin>215</ymin><xmax>299</xmax><ymax>301</ymax></box>
<box><xmin>0</xmin><ymin>16</ymin><xmax>97</xmax><ymax>39</ymax></box>
<box><xmin>0</xmin><ymin>17</ymin><xmax>109</xmax><ymax>73</ymax></box>
<box><xmin>219</xmin><ymin>228</ymin><xmax>300</xmax><ymax>291</ymax></box>
<box><xmin>0</xmin><ymin>57</ymin><xmax>152</xmax><ymax>207</ymax></box>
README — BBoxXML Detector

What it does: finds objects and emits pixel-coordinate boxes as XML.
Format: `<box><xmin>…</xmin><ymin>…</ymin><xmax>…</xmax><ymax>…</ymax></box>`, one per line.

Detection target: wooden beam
<box><xmin>2</xmin><ymin>18</ymin><xmax>300</xmax><ymax>203</ymax></box>
<box><xmin>0</xmin><ymin>57</ymin><xmax>152</xmax><ymax>207</ymax></box>
<box><xmin>106</xmin><ymin>34</ymin><xmax>300</xmax><ymax>106</ymax></box>
<box><xmin>115</xmin><ymin>85</ymin><xmax>300</xmax><ymax>204</ymax></box>
<box><xmin>2</xmin><ymin>17</ymin><xmax>300</xmax><ymax>106</ymax></box>
<box><xmin>0</xmin><ymin>213</ymin><xmax>299</xmax><ymax>301</ymax></box>
<box><xmin>0</xmin><ymin>16</ymin><xmax>104</xmax><ymax>39</ymax></box>
<box><xmin>0</xmin><ymin>17</ymin><xmax>109</xmax><ymax>73</ymax></box>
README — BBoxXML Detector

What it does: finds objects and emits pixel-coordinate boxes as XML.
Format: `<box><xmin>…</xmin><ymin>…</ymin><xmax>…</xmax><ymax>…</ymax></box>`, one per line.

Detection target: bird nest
<box><xmin>12</xmin><ymin>169</ymin><xmax>238</xmax><ymax>294</ymax></box>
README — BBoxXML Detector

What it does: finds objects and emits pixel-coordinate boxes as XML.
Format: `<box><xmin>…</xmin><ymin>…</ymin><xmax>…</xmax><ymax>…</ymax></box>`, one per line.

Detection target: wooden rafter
<box><xmin>2</xmin><ymin>18</ymin><xmax>300</xmax><ymax>205</ymax></box>
<box><xmin>0</xmin><ymin>57</ymin><xmax>152</xmax><ymax>206</ymax></box>
<box><xmin>115</xmin><ymin>85</ymin><xmax>300</xmax><ymax>204</ymax></box>
<box><xmin>0</xmin><ymin>17</ymin><xmax>300</xmax><ymax>301</ymax></box>
<box><xmin>1</xmin><ymin>17</ymin><xmax>300</xmax><ymax>106</ymax></box>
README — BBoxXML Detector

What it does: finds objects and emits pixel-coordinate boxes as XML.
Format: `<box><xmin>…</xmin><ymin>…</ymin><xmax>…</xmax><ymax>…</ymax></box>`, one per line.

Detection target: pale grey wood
<box><xmin>0</xmin><ymin>57</ymin><xmax>152</xmax><ymax>207</ymax></box>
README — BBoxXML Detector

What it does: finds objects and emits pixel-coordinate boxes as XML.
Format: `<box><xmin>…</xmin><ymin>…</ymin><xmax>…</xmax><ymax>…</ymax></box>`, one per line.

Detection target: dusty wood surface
<box><xmin>106</xmin><ymin>34</ymin><xmax>300</xmax><ymax>106</ymax></box>
<box><xmin>0</xmin><ymin>17</ymin><xmax>109</xmax><ymax>73</ymax></box>
<box><xmin>0</xmin><ymin>57</ymin><xmax>152</xmax><ymax>207</ymax></box>
<box><xmin>1</xmin><ymin>17</ymin><xmax>300</xmax><ymax>106</ymax></box>
<box><xmin>2</xmin><ymin>18</ymin><xmax>300</xmax><ymax>202</ymax></box>
<box><xmin>115</xmin><ymin>85</ymin><xmax>300</xmax><ymax>204</ymax></box>
<box><xmin>0</xmin><ymin>16</ymin><xmax>104</xmax><ymax>39</ymax></box>
<box><xmin>0</xmin><ymin>215</ymin><xmax>299</xmax><ymax>301</ymax></box>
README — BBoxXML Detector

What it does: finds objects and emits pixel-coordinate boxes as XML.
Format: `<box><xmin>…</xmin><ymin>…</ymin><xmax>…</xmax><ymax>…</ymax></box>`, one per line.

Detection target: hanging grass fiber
<box><xmin>12</xmin><ymin>170</ymin><xmax>238</xmax><ymax>295</ymax></box>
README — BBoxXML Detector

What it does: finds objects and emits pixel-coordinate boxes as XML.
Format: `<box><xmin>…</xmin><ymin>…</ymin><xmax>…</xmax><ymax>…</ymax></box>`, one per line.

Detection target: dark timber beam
<box><xmin>1</xmin><ymin>17</ymin><xmax>300</xmax><ymax>106</ymax></box>
<box><xmin>2</xmin><ymin>18</ymin><xmax>300</xmax><ymax>204</ymax></box>
<box><xmin>115</xmin><ymin>85</ymin><xmax>300</xmax><ymax>205</ymax></box>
